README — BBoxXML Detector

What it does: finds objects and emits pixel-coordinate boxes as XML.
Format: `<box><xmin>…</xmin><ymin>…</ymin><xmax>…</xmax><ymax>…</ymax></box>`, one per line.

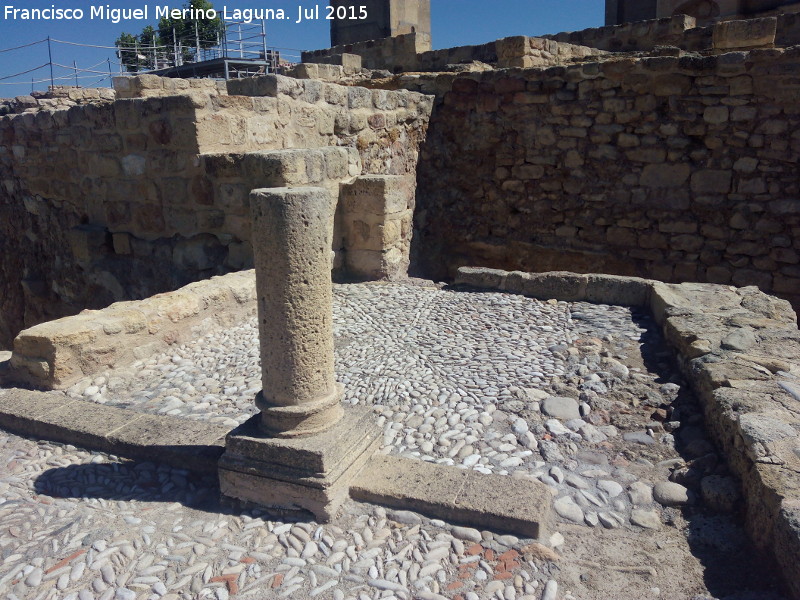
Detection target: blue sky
<box><xmin>0</xmin><ymin>1</ymin><xmax>604</xmax><ymax>97</ymax></box>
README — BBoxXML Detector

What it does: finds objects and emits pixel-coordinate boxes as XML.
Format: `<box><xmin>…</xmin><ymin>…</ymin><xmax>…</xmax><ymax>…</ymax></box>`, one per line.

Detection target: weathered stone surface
<box><xmin>554</xmin><ymin>496</ymin><xmax>585</xmax><ymax>523</ymax></box>
<box><xmin>0</xmin><ymin>75</ymin><xmax>433</xmax><ymax>348</ymax></box>
<box><xmin>341</xmin><ymin>175</ymin><xmax>416</xmax><ymax>280</ymax></box>
<box><xmin>542</xmin><ymin>396</ymin><xmax>581</xmax><ymax>420</ymax></box>
<box><xmin>351</xmin><ymin>454</ymin><xmax>552</xmax><ymax>538</ymax></box>
<box><xmin>0</xmin><ymin>391</ymin><xmax>227</xmax><ymax>473</ymax></box>
<box><xmin>654</xmin><ymin>481</ymin><xmax>690</xmax><ymax>506</ymax></box>
<box><xmin>713</xmin><ymin>17</ymin><xmax>777</xmax><ymax>50</ymax></box>
<box><xmin>640</xmin><ymin>163</ymin><xmax>691</xmax><ymax>188</ymax></box>
<box><xmin>630</xmin><ymin>509</ymin><xmax>662</xmax><ymax>530</ymax></box>
<box><xmin>738</xmin><ymin>413</ymin><xmax>798</xmax><ymax>463</ymax></box>
<box><xmin>413</xmin><ymin>52</ymin><xmax>800</xmax><ymax>311</ymax></box>
<box><xmin>10</xmin><ymin>271</ymin><xmax>257</xmax><ymax>389</ymax></box>
<box><xmin>249</xmin><ymin>187</ymin><xmax>343</xmax><ymax>436</ymax></box>
<box><xmin>219</xmin><ymin>408</ymin><xmax>380</xmax><ymax>521</ymax></box>
<box><xmin>721</xmin><ymin>327</ymin><xmax>758</xmax><ymax>351</ymax></box>
<box><xmin>628</xmin><ymin>481</ymin><xmax>654</xmax><ymax>505</ymax></box>
<box><xmin>701</xmin><ymin>475</ymin><xmax>741</xmax><ymax>512</ymax></box>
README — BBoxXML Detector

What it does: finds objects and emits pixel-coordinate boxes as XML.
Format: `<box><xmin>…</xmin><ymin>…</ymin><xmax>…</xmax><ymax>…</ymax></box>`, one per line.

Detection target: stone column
<box><xmin>250</xmin><ymin>187</ymin><xmax>344</xmax><ymax>437</ymax></box>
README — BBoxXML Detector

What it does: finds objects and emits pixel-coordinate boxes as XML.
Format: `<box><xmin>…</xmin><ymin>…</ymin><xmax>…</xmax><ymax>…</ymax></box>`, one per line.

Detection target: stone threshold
<box><xmin>0</xmin><ymin>389</ymin><xmax>228</xmax><ymax>474</ymax></box>
<box><xmin>455</xmin><ymin>267</ymin><xmax>800</xmax><ymax>599</ymax></box>
<box><xmin>0</xmin><ymin>387</ymin><xmax>553</xmax><ymax>540</ymax></box>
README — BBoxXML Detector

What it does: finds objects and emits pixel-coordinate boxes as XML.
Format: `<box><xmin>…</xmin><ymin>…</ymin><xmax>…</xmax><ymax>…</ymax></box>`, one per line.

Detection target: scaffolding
<box><xmin>117</xmin><ymin>20</ymin><xmax>298</xmax><ymax>80</ymax></box>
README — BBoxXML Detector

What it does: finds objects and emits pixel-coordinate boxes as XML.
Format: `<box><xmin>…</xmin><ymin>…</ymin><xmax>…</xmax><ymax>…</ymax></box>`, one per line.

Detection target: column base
<box><xmin>255</xmin><ymin>384</ymin><xmax>345</xmax><ymax>438</ymax></box>
<box><xmin>218</xmin><ymin>405</ymin><xmax>380</xmax><ymax>522</ymax></box>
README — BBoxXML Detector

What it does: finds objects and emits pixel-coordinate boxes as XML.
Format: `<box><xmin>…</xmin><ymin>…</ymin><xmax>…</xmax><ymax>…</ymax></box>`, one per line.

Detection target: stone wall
<box><xmin>544</xmin><ymin>12</ymin><xmax>800</xmax><ymax>51</ymax></box>
<box><xmin>417</xmin><ymin>37</ymin><xmax>606</xmax><ymax>72</ymax></box>
<box><xmin>302</xmin><ymin>14</ymin><xmax>797</xmax><ymax>74</ymax></box>
<box><xmin>413</xmin><ymin>48</ymin><xmax>800</xmax><ymax>310</ymax></box>
<box><xmin>303</xmin><ymin>33</ymin><xmax>606</xmax><ymax>74</ymax></box>
<box><xmin>112</xmin><ymin>74</ymin><xmax>226</xmax><ymax>100</ymax></box>
<box><xmin>543</xmin><ymin>14</ymin><xmax>708</xmax><ymax>51</ymax></box>
<box><xmin>0</xmin><ymin>86</ymin><xmax>116</xmax><ymax>116</ymax></box>
<box><xmin>0</xmin><ymin>75</ymin><xmax>433</xmax><ymax>348</ymax></box>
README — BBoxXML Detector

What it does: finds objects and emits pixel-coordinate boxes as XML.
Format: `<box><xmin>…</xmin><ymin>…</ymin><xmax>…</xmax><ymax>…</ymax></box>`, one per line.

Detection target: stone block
<box><xmin>137</xmin><ymin>74</ymin><xmax>164</xmax><ymax>90</ymax></box>
<box><xmin>108</xmin><ymin>413</ymin><xmax>227</xmax><ymax>473</ymax></box>
<box><xmin>0</xmin><ymin>392</ymin><xmax>227</xmax><ymax>472</ymax></box>
<box><xmin>454</xmin><ymin>266</ymin><xmax>507</xmax><ymax>289</ymax></box>
<box><xmin>521</xmin><ymin>272</ymin><xmax>588</xmax><ymax>302</ymax></box>
<box><xmin>713</xmin><ymin>18</ymin><xmax>777</xmax><ymax>50</ymax></box>
<box><xmin>227</xmin><ymin>75</ymin><xmax>280</xmax><ymax>97</ymax></box>
<box><xmin>691</xmin><ymin>170</ymin><xmax>732</xmax><ymax>194</ymax></box>
<box><xmin>26</xmin><ymin>401</ymin><xmax>142</xmax><ymax>453</ymax></box>
<box><xmin>351</xmin><ymin>455</ymin><xmax>552</xmax><ymax>539</ymax></box>
<box><xmin>640</xmin><ymin>163</ymin><xmax>690</xmax><ymax>188</ymax></box>
<box><xmin>111</xmin><ymin>76</ymin><xmax>132</xmax><ymax>93</ymax></box>
<box><xmin>704</xmin><ymin>106</ymin><xmax>729</xmax><ymax>124</ymax></box>
<box><xmin>219</xmin><ymin>407</ymin><xmax>380</xmax><ymax>521</ymax></box>
<box><xmin>67</xmin><ymin>225</ymin><xmax>108</xmax><ymax>263</ymax></box>
<box><xmin>241</xmin><ymin>148</ymin><xmax>330</xmax><ymax>186</ymax></box>
<box><xmin>339</xmin><ymin>53</ymin><xmax>363</xmax><ymax>74</ymax></box>
<box><xmin>585</xmin><ymin>274</ymin><xmax>652</xmax><ymax>306</ymax></box>
<box><xmin>345</xmin><ymin>248</ymin><xmax>406</xmax><ymax>281</ymax></box>
<box><xmin>0</xmin><ymin>391</ymin><xmax>75</xmax><ymax>434</ymax></box>
<box><xmin>341</xmin><ymin>175</ymin><xmax>414</xmax><ymax>216</ymax></box>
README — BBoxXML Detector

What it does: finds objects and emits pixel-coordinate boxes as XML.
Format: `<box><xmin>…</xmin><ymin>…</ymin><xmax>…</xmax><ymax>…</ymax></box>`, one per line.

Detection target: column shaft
<box><xmin>250</xmin><ymin>186</ymin><xmax>343</xmax><ymax>437</ymax></box>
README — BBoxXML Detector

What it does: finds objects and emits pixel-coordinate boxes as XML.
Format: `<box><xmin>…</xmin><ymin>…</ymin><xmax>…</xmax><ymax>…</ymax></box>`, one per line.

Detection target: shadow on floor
<box><xmin>32</xmin><ymin>459</ymin><xmax>312</xmax><ymax>524</ymax></box>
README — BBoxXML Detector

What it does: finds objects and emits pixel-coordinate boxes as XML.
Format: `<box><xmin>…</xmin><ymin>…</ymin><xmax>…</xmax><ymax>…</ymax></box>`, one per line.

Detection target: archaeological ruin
<box><xmin>0</xmin><ymin>1</ymin><xmax>799</xmax><ymax>599</ymax></box>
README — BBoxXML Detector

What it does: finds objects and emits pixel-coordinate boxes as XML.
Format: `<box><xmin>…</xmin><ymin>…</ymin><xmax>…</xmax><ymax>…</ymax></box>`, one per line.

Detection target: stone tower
<box><xmin>329</xmin><ymin>0</ymin><xmax>431</xmax><ymax>46</ymax></box>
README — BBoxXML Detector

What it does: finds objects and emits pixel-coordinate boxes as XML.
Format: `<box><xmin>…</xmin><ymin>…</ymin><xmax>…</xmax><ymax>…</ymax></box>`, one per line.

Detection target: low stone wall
<box><xmin>0</xmin><ymin>87</ymin><xmax>116</xmax><ymax>116</ymax></box>
<box><xmin>302</xmin><ymin>14</ymin><xmax>795</xmax><ymax>76</ymax></box>
<box><xmin>455</xmin><ymin>266</ymin><xmax>800</xmax><ymax>598</ymax></box>
<box><xmin>112</xmin><ymin>74</ymin><xmax>226</xmax><ymax>99</ymax></box>
<box><xmin>413</xmin><ymin>47</ymin><xmax>800</xmax><ymax>310</ymax></box>
<box><xmin>11</xmin><ymin>270</ymin><xmax>256</xmax><ymax>390</ymax></box>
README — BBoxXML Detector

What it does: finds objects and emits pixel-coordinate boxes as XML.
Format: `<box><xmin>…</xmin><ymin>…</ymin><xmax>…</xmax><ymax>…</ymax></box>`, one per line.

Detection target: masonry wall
<box><xmin>0</xmin><ymin>86</ymin><xmax>117</xmax><ymax>116</ymax></box>
<box><xmin>0</xmin><ymin>76</ymin><xmax>432</xmax><ymax>348</ymax></box>
<box><xmin>303</xmin><ymin>32</ymin><xmax>606</xmax><ymax>73</ymax></box>
<box><xmin>413</xmin><ymin>48</ymin><xmax>800</xmax><ymax>309</ymax></box>
<box><xmin>546</xmin><ymin>11</ymin><xmax>800</xmax><ymax>51</ymax></box>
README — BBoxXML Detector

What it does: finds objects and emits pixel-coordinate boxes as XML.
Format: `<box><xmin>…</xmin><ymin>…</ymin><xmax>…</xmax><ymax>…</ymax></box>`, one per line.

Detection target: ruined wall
<box><xmin>303</xmin><ymin>33</ymin><xmax>606</xmax><ymax>73</ymax></box>
<box><xmin>544</xmin><ymin>14</ymin><xmax>708</xmax><ymax>51</ymax></box>
<box><xmin>0</xmin><ymin>75</ymin><xmax>432</xmax><ymax>348</ymax></box>
<box><xmin>303</xmin><ymin>32</ymin><xmax>431</xmax><ymax>73</ymax></box>
<box><xmin>0</xmin><ymin>86</ymin><xmax>117</xmax><ymax>116</ymax></box>
<box><xmin>413</xmin><ymin>48</ymin><xmax>800</xmax><ymax>309</ymax></box>
<box><xmin>546</xmin><ymin>11</ymin><xmax>800</xmax><ymax>51</ymax></box>
<box><xmin>112</xmin><ymin>75</ymin><xmax>226</xmax><ymax>100</ymax></box>
<box><xmin>417</xmin><ymin>37</ymin><xmax>606</xmax><ymax>71</ymax></box>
